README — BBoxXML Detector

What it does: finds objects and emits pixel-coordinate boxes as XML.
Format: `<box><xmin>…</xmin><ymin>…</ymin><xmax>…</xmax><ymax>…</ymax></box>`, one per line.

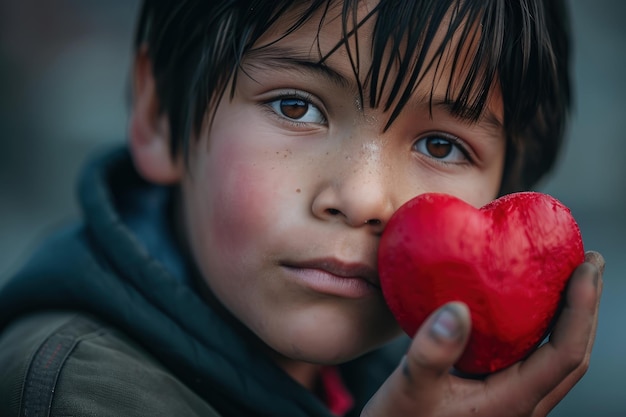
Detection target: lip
<box><xmin>281</xmin><ymin>258</ymin><xmax>380</xmax><ymax>299</ymax></box>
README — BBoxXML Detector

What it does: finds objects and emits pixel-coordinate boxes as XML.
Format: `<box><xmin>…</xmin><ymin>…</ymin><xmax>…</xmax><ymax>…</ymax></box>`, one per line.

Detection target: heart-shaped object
<box><xmin>378</xmin><ymin>192</ymin><xmax>584</xmax><ymax>375</ymax></box>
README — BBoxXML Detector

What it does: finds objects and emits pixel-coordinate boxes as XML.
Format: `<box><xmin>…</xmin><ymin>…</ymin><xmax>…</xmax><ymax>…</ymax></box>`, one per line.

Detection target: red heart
<box><xmin>378</xmin><ymin>192</ymin><xmax>584</xmax><ymax>375</ymax></box>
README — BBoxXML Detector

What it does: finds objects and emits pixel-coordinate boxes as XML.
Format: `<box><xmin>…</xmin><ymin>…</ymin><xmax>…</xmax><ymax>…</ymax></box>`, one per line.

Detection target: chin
<box><xmin>271</xmin><ymin>316</ymin><xmax>402</xmax><ymax>365</ymax></box>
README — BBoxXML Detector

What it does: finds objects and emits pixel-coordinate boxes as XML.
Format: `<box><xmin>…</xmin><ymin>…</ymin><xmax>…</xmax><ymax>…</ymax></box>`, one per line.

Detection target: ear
<box><xmin>128</xmin><ymin>46</ymin><xmax>183</xmax><ymax>185</ymax></box>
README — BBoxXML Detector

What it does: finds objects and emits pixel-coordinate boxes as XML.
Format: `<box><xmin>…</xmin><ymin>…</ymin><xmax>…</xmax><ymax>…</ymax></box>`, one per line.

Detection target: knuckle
<box><xmin>561</xmin><ymin>348</ymin><xmax>589</xmax><ymax>375</ymax></box>
<box><xmin>577</xmin><ymin>355</ymin><xmax>591</xmax><ymax>375</ymax></box>
<box><xmin>408</xmin><ymin>348</ymin><xmax>442</xmax><ymax>375</ymax></box>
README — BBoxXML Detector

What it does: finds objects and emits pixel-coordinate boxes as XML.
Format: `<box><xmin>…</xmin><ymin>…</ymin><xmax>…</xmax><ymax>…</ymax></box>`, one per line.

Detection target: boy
<box><xmin>0</xmin><ymin>1</ymin><xmax>604</xmax><ymax>416</ymax></box>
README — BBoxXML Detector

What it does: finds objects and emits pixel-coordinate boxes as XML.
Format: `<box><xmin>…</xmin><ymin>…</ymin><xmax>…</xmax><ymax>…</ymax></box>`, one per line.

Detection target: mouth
<box><xmin>281</xmin><ymin>258</ymin><xmax>380</xmax><ymax>299</ymax></box>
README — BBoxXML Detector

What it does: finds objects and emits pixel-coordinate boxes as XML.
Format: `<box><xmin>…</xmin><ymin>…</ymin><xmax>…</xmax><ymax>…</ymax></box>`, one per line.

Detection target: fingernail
<box><xmin>430</xmin><ymin>305</ymin><xmax>462</xmax><ymax>341</ymax></box>
<box><xmin>585</xmin><ymin>251</ymin><xmax>606</xmax><ymax>275</ymax></box>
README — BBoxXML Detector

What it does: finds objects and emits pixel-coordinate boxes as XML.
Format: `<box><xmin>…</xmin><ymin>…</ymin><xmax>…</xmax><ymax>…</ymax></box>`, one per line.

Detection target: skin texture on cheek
<box><xmin>187</xmin><ymin>97</ymin><xmax>297</xmax><ymax>265</ymax></box>
<box><xmin>206</xmin><ymin>140</ymin><xmax>271</xmax><ymax>252</ymax></box>
<box><xmin>181</xmin><ymin>138</ymin><xmax>277</xmax><ymax>350</ymax></box>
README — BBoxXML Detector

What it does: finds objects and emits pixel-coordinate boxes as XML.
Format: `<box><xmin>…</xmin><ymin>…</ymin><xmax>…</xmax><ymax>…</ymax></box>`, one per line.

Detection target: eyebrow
<box><xmin>416</xmin><ymin>98</ymin><xmax>503</xmax><ymax>133</ymax></box>
<box><xmin>244</xmin><ymin>46</ymin><xmax>503</xmax><ymax>132</ymax></box>
<box><xmin>243</xmin><ymin>45</ymin><xmax>355</xmax><ymax>91</ymax></box>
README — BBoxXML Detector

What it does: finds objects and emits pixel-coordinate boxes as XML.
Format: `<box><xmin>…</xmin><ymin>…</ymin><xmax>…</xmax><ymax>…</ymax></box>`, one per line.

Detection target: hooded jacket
<box><xmin>0</xmin><ymin>147</ymin><xmax>408</xmax><ymax>417</ymax></box>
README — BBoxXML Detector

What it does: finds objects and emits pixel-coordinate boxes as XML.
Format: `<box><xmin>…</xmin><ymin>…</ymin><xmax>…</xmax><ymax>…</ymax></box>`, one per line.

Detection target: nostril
<box><xmin>323</xmin><ymin>209</ymin><xmax>382</xmax><ymax>227</ymax></box>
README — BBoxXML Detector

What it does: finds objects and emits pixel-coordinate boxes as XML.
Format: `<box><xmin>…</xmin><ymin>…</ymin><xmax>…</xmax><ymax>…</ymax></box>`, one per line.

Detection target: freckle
<box><xmin>296</xmin><ymin>188</ymin><xmax>301</xmax><ymax>193</ymax></box>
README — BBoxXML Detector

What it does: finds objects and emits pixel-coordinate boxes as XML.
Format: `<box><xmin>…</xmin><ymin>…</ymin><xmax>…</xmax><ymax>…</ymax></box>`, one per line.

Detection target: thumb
<box><xmin>403</xmin><ymin>302</ymin><xmax>472</xmax><ymax>386</ymax></box>
<box><xmin>362</xmin><ymin>303</ymin><xmax>471</xmax><ymax>416</ymax></box>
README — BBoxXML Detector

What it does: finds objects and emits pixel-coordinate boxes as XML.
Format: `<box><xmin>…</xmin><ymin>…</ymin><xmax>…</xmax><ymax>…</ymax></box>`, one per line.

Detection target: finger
<box><xmin>516</xmin><ymin>257</ymin><xmax>601</xmax><ymax>402</ymax></box>
<box><xmin>403</xmin><ymin>302</ymin><xmax>471</xmax><ymax>387</ymax></box>
<box><xmin>533</xmin><ymin>251</ymin><xmax>605</xmax><ymax>415</ymax></box>
<box><xmin>578</xmin><ymin>252</ymin><xmax>604</xmax><ymax>354</ymax></box>
<box><xmin>577</xmin><ymin>251</ymin><xmax>604</xmax><ymax>354</ymax></box>
<box><xmin>362</xmin><ymin>302</ymin><xmax>472</xmax><ymax>417</ymax></box>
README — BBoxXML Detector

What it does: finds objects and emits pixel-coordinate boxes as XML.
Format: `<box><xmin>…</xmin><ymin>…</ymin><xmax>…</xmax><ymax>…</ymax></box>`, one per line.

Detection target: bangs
<box><xmin>246</xmin><ymin>0</ymin><xmax>505</xmax><ymax>130</ymax></box>
<box><xmin>349</xmin><ymin>0</ymin><xmax>504</xmax><ymax>129</ymax></box>
<box><xmin>137</xmin><ymin>0</ymin><xmax>570</xmax><ymax>190</ymax></box>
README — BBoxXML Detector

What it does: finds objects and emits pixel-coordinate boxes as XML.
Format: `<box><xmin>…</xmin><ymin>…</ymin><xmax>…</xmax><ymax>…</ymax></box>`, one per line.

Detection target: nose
<box><xmin>311</xmin><ymin>146</ymin><xmax>396</xmax><ymax>233</ymax></box>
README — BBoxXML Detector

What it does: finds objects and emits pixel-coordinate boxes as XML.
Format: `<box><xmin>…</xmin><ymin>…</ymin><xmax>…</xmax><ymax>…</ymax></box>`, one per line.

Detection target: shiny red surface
<box><xmin>378</xmin><ymin>192</ymin><xmax>584</xmax><ymax>375</ymax></box>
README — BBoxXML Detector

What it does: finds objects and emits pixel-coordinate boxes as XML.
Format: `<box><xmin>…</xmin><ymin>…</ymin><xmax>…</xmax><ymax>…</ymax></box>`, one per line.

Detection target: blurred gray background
<box><xmin>0</xmin><ymin>1</ymin><xmax>624</xmax><ymax>415</ymax></box>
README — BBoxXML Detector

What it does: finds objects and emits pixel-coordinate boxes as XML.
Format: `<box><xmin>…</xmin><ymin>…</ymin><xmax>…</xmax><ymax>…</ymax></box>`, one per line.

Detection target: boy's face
<box><xmin>177</xmin><ymin>2</ymin><xmax>505</xmax><ymax>365</ymax></box>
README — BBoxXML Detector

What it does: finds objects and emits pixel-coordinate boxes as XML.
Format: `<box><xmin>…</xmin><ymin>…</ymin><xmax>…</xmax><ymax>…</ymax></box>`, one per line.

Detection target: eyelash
<box><xmin>262</xmin><ymin>91</ymin><xmax>327</xmax><ymax>127</ymax></box>
<box><xmin>413</xmin><ymin>133</ymin><xmax>474</xmax><ymax>166</ymax></box>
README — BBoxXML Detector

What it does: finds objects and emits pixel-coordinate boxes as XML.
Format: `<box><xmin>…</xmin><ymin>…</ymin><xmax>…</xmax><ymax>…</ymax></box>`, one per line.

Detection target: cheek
<box><xmin>181</xmin><ymin>139</ymin><xmax>275</xmax><ymax>312</ymax></box>
<box><xmin>202</xmin><ymin>141</ymin><xmax>277</xmax><ymax>256</ymax></box>
<box><xmin>452</xmin><ymin>151</ymin><xmax>505</xmax><ymax>207</ymax></box>
<box><xmin>187</xmin><ymin>129</ymin><xmax>311</xmax><ymax>280</ymax></box>
<box><xmin>463</xmin><ymin>174</ymin><xmax>502</xmax><ymax>207</ymax></box>
<box><xmin>419</xmin><ymin>169</ymin><xmax>502</xmax><ymax>210</ymax></box>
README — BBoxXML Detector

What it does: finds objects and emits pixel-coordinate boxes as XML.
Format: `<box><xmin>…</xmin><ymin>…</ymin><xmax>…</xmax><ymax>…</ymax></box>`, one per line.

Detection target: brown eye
<box><xmin>280</xmin><ymin>98</ymin><xmax>308</xmax><ymax>120</ymax></box>
<box><xmin>425</xmin><ymin>137</ymin><xmax>452</xmax><ymax>158</ymax></box>
<box><xmin>268</xmin><ymin>95</ymin><xmax>326</xmax><ymax>124</ymax></box>
<box><xmin>413</xmin><ymin>135</ymin><xmax>468</xmax><ymax>163</ymax></box>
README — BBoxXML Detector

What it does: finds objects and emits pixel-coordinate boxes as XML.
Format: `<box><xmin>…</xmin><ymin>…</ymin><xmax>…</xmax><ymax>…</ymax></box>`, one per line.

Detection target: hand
<box><xmin>362</xmin><ymin>251</ymin><xmax>604</xmax><ymax>417</ymax></box>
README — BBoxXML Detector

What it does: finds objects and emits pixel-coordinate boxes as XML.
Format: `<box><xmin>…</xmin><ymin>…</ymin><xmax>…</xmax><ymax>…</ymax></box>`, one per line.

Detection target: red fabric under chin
<box><xmin>319</xmin><ymin>366</ymin><xmax>354</xmax><ymax>417</ymax></box>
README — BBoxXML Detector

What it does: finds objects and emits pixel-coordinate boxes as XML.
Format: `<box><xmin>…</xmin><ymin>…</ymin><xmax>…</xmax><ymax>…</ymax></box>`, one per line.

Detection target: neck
<box><xmin>271</xmin><ymin>354</ymin><xmax>322</xmax><ymax>390</ymax></box>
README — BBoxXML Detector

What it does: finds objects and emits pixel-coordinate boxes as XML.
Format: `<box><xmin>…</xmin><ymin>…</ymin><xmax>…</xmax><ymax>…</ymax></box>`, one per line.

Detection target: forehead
<box><xmin>246</xmin><ymin>0</ymin><xmax>502</xmax><ymax>123</ymax></box>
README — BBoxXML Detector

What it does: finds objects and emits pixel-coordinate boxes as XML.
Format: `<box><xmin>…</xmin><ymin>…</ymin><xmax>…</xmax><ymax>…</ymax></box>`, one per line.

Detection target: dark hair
<box><xmin>134</xmin><ymin>0</ymin><xmax>571</xmax><ymax>193</ymax></box>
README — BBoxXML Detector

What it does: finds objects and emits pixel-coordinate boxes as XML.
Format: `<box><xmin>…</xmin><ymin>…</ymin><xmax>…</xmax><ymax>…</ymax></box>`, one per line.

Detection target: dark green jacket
<box><xmin>0</xmin><ymin>147</ymin><xmax>408</xmax><ymax>417</ymax></box>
